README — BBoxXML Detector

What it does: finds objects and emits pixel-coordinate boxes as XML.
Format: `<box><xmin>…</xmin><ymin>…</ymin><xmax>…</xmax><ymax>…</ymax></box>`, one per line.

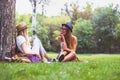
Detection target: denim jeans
<box><xmin>31</xmin><ymin>35</ymin><xmax>46</xmax><ymax>55</ymax></box>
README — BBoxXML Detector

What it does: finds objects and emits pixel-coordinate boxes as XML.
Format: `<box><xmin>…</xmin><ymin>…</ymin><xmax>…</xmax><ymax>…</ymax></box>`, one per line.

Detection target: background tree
<box><xmin>63</xmin><ymin>1</ymin><xmax>93</xmax><ymax>23</ymax></box>
<box><xmin>29</xmin><ymin>0</ymin><xmax>49</xmax><ymax>32</ymax></box>
<box><xmin>73</xmin><ymin>18</ymin><xmax>95</xmax><ymax>53</ymax></box>
<box><xmin>15</xmin><ymin>2</ymin><xmax>120</xmax><ymax>53</ymax></box>
<box><xmin>91</xmin><ymin>5</ymin><xmax>120</xmax><ymax>53</ymax></box>
<box><xmin>0</xmin><ymin>0</ymin><xmax>16</xmax><ymax>60</ymax></box>
<box><xmin>79</xmin><ymin>3</ymin><xmax>93</xmax><ymax>20</ymax></box>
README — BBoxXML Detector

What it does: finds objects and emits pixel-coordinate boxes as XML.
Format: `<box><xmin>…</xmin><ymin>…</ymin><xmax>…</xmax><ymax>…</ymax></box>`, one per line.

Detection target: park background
<box><xmin>0</xmin><ymin>0</ymin><xmax>120</xmax><ymax>80</ymax></box>
<box><xmin>16</xmin><ymin>0</ymin><xmax>120</xmax><ymax>53</ymax></box>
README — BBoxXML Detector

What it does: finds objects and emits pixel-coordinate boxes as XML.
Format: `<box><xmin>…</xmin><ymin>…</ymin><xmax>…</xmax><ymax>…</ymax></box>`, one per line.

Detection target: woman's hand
<box><xmin>22</xmin><ymin>29</ymin><xmax>30</xmax><ymax>45</ymax></box>
<box><xmin>58</xmin><ymin>33</ymin><xmax>64</xmax><ymax>42</ymax></box>
<box><xmin>60</xmin><ymin>33</ymin><xmax>65</xmax><ymax>42</ymax></box>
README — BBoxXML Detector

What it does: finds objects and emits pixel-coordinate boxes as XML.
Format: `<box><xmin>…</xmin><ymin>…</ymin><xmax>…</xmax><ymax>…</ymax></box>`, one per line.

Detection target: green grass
<box><xmin>0</xmin><ymin>53</ymin><xmax>120</xmax><ymax>80</ymax></box>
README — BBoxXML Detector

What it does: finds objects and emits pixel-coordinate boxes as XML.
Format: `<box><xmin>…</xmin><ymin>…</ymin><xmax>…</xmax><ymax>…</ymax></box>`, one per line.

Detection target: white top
<box><xmin>16</xmin><ymin>35</ymin><xmax>31</xmax><ymax>53</ymax></box>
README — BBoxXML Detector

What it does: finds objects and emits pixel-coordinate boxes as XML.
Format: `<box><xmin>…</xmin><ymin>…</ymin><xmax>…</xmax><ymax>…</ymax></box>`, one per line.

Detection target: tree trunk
<box><xmin>30</xmin><ymin>0</ymin><xmax>36</xmax><ymax>32</ymax></box>
<box><xmin>0</xmin><ymin>0</ymin><xmax>16</xmax><ymax>60</ymax></box>
<box><xmin>29</xmin><ymin>0</ymin><xmax>49</xmax><ymax>32</ymax></box>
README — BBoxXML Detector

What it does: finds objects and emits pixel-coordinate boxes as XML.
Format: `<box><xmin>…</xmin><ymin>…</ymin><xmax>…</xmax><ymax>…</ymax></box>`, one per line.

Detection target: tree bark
<box><xmin>0</xmin><ymin>0</ymin><xmax>16</xmax><ymax>60</ymax></box>
<box><xmin>29</xmin><ymin>0</ymin><xmax>49</xmax><ymax>32</ymax></box>
<box><xmin>30</xmin><ymin>0</ymin><xmax>36</xmax><ymax>32</ymax></box>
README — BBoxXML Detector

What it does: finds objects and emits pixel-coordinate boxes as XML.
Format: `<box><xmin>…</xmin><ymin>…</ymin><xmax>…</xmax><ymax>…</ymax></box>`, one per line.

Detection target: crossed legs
<box><xmin>58</xmin><ymin>51</ymin><xmax>76</xmax><ymax>62</ymax></box>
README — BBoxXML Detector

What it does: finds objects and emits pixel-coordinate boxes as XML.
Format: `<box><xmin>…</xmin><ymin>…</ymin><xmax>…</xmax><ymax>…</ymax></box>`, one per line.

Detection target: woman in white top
<box><xmin>16</xmin><ymin>22</ymin><xmax>51</xmax><ymax>62</ymax></box>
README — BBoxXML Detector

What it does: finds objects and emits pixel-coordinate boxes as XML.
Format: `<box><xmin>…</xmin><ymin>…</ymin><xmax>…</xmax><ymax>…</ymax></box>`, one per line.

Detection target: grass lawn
<box><xmin>0</xmin><ymin>52</ymin><xmax>120</xmax><ymax>80</ymax></box>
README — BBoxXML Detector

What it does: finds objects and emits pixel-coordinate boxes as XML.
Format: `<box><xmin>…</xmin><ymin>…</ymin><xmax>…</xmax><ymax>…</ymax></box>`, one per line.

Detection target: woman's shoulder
<box><xmin>72</xmin><ymin>35</ymin><xmax>77</xmax><ymax>40</ymax></box>
<box><xmin>16</xmin><ymin>35</ymin><xmax>26</xmax><ymax>45</ymax></box>
<box><xmin>16</xmin><ymin>35</ymin><xmax>25</xmax><ymax>40</ymax></box>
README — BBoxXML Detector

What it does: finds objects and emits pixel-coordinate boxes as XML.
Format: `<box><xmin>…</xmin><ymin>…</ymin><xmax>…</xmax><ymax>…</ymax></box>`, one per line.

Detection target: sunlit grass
<box><xmin>0</xmin><ymin>53</ymin><xmax>120</xmax><ymax>80</ymax></box>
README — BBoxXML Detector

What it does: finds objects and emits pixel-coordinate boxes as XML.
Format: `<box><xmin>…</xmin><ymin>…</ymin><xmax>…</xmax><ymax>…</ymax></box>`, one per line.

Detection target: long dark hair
<box><xmin>15</xmin><ymin>30</ymin><xmax>25</xmax><ymax>54</ymax></box>
<box><xmin>64</xmin><ymin>27</ymin><xmax>75</xmax><ymax>49</ymax></box>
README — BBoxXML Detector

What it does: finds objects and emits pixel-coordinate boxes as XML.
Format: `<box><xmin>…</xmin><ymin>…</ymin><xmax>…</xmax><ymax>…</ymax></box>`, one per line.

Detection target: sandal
<box><xmin>58</xmin><ymin>54</ymin><xmax>64</xmax><ymax>62</ymax></box>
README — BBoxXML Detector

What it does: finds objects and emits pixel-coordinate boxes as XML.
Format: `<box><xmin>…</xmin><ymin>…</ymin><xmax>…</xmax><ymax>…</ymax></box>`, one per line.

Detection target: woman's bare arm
<box><xmin>62</xmin><ymin>36</ymin><xmax>77</xmax><ymax>52</ymax></box>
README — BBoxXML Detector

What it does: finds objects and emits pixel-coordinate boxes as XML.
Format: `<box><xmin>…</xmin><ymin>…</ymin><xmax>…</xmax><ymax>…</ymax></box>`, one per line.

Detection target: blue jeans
<box><xmin>31</xmin><ymin>36</ymin><xmax>46</xmax><ymax>55</ymax></box>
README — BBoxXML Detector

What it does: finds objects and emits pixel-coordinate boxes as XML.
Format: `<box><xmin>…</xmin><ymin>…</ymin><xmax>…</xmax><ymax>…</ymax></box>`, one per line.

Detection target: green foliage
<box><xmin>79</xmin><ymin>3</ymin><xmax>93</xmax><ymax>20</ymax></box>
<box><xmin>53</xmin><ymin>30</ymin><xmax>60</xmax><ymax>40</ymax></box>
<box><xmin>0</xmin><ymin>53</ymin><xmax>120</xmax><ymax>80</ymax></box>
<box><xmin>74</xmin><ymin>18</ymin><xmax>95</xmax><ymax>52</ymax></box>
<box><xmin>15</xmin><ymin>4</ymin><xmax>120</xmax><ymax>53</ymax></box>
<box><xmin>91</xmin><ymin>5</ymin><xmax>120</xmax><ymax>52</ymax></box>
<box><xmin>114</xmin><ymin>17</ymin><xmax>120</xmax><ymax>38</ymax></box>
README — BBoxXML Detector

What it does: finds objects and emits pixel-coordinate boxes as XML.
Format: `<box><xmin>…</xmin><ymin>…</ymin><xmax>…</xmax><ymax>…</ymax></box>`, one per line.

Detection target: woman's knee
<box><xmin>70</xmin><ymin>51</ymin><xmax>76</xmax><ymax>57</ymax></box>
